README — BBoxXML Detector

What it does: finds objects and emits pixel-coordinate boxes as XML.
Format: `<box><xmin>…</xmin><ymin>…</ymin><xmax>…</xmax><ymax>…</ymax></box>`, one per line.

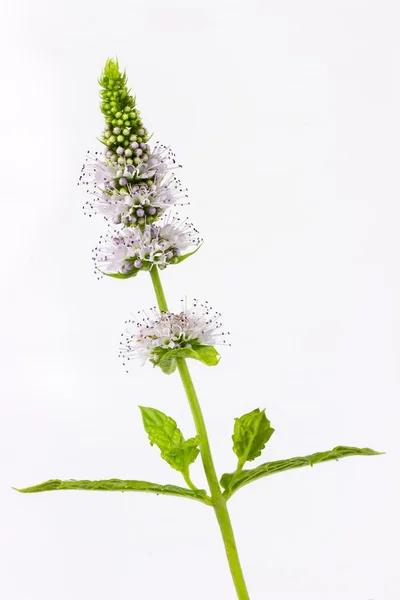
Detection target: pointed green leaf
<box><xmin>232</xmin><ymin>408</ymin><xmax>274</xmax><ymax>464</ymax></box>
<box><xmin>14</xmin><ymin>479</ymin><xmax>210</xmax><ymax>504</ymax></box>
<box><xmin>221</xmin><ymin>445</ymin><xmax>383</xmax><ymax>498</ymax></box>
<box><xmin>139</xmin><ymin>407</ymin><xmax>200</xmax><ymax>473</ymax></box>
<box><xmin>175</xmin><ymin>243</ymin><xmax>203</xmax><ymax>264</ymax></box>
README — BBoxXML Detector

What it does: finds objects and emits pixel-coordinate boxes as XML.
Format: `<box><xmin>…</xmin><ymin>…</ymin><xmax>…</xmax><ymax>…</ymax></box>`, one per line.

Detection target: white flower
<box><xmin>93</xmin><ymin>215</ymin><xmax>201</xmax><ymax>276</ymax></box>
<box><xmin>138</xmin><ymin>143</ymin><xmax>180</xmax><ymax>178</ymax></box>
<box><xmin>79</xmin><ymin>144</ymin><xmax>182</xmax><ymax>196</ymax></box>
<box><xmin>119</xmin><ymin>300</ymin><xmax>230</xmax><ymax>366</ymax></box>
<box><xmin>82</xmin><ymin>169</ymin><xmax>187</xmax><ymax>225</ymax></box>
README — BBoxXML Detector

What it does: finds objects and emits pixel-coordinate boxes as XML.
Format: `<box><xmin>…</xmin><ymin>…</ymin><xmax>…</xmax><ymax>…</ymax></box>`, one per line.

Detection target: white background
<box><xmin>1</xmin><ymin>1</ymin><xmax>399</xmax><ymax>598</ymax></box>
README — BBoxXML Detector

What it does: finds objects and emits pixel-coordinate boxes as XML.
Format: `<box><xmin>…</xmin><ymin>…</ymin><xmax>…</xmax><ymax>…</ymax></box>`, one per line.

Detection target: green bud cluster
<box><xmin>99</xmin><ymin>58</ymin><xmax>150</xmax><ymax>166</ymax></box>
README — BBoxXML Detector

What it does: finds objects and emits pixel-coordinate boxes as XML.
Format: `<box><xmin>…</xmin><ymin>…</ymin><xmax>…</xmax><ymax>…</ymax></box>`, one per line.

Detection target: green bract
<box><xmin>151</xmin><ymin>345</ymin><xmax>220</xmax><ymax>374</ymax></box>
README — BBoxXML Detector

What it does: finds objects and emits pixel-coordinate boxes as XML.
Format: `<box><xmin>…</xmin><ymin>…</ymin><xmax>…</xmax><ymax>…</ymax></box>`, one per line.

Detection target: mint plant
<box><xmin>15</xmin><ymin>58</ymin><xmax>382</xmax><ymax>599</ymax></box>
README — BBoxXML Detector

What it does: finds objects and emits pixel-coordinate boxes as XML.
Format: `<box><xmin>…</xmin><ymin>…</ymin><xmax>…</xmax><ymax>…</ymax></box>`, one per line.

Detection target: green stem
<box><xmin>233</xmin><ymin>458</ymin><xmax>246</xmax><ymax>480</ymax></box>
<box><xmin>149</xmin><ymin>266</ymin><xmax>250</xmax><ymax>600</ymax></box>
<box><xmin>182</xmin><ymin>470</ymin><xmax>199</xmax><ymax>492</ymax></box>
<box><xmin>176</xmin><ymin>359</ymin><xmax>250</xmax><ymax>599</ymax></box>
<box><xmin>150</xmin><ymin>266</ymin><xmax>169</xmax><ymax>312</ymax></box>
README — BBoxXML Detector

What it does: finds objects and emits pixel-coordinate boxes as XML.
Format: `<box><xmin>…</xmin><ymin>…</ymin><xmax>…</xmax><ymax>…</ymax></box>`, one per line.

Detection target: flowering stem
<box><xmin>150</xmin><ymin>266</ymin><xmax>169</xmax><ymax>312</ymax></box>
<box><xmin>149</xmin><ymin>265</ymin><xmax>250</xmax><ymax>600</ymax></box>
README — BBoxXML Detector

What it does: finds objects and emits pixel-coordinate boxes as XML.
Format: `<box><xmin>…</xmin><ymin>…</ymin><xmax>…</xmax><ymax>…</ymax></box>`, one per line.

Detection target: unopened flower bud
<box><xmin>134</xmin><ymin>259</ymin><xmax>142</xmax><ymax>269</ymax></box>
<box><xmin>117</xmin><ymin>146</ymin><xmax>124</xmax><ymax>155</ymax></box>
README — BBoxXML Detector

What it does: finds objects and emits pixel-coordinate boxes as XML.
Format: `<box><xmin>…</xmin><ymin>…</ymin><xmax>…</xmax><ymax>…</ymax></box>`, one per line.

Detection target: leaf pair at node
<box><xmin>221</xmin><ymin>406</ymin><xmax>382</xmax><ymax>499</ymax></box>
<box><xmin>151</xmin><ymin>345</ymin><xmax>220</xmax><ymax>374</ymax></box>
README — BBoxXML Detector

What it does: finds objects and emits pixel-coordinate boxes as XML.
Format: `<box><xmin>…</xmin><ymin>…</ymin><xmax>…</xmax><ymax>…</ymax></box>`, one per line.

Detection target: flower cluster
<box><xmin>92</xmin><ymin>215</ymin><xmax>201</xmax><ymax>277</ymax></box>
<box><xmin>80</xmin><ymin>148</ymin><xmax>187</xmax><ymax>226</ymax></box>
<box><xmin>81</xmin><ymin>58</ymin><xmax>226</xmax><ymax>366</ymax></box>
<box><xmin>78</xmin><ymin>59</ymin><xmax>187</xmax><ymax>226</ymax></box>
<box><xmin>119</xmin><ymin>301</ymin><xmax>230</xmax><ymax>367</ymax></box>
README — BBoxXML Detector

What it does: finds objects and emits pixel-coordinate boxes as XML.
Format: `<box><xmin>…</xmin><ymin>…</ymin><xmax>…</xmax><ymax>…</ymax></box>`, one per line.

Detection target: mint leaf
<box><xmin>14</xmin><ymin>479</ymin><xmax>210</xmax><ymax>504</ymax></box>
<box><xmin>153</xmin><ymin>345</ymin><xmax>220</xmax><ymax>374</ymax></box>
<box><xmin>232</xmin><ymin>408</ymin><xmax>274</xmax><ymax>464</ymax></box>
<box><xmin>221</xmin><ymin>445</ymin><xmax>383</xmax><ymax>498</ymax></box>
<box><xmin>139</xmin><ymin>406</ymin><xmax>200</xmax><ymax>473</ymax></box>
